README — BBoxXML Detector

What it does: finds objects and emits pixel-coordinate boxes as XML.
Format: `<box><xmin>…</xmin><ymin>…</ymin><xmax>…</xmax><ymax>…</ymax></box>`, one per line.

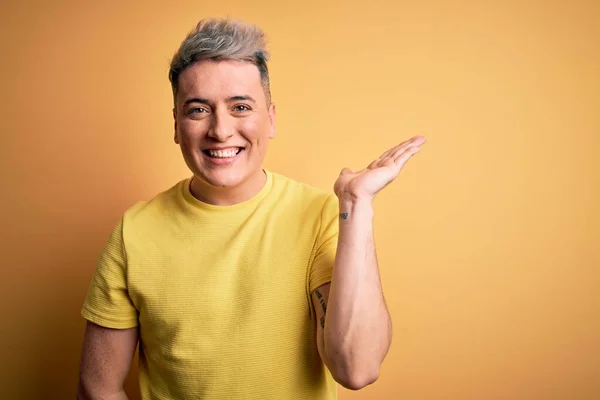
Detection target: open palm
<box><xmin>334</xmin><ymin>136</ymin><xmax>426</xmax><ymax>201</ymax></box>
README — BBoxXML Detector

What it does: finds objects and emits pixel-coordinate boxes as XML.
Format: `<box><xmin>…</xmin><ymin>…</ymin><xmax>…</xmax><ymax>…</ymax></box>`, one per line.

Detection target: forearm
<box><xmin>323</xmin><ymin>197</ymin><xmax>392</xmax><ymax>387</ymax></box>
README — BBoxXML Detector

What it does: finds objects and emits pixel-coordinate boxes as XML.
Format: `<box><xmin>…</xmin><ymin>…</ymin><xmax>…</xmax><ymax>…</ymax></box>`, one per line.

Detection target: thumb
<box><xmin>339</xmin><ymin>167</ymin><xmax>353</xmax><ymax>176</ymax></box>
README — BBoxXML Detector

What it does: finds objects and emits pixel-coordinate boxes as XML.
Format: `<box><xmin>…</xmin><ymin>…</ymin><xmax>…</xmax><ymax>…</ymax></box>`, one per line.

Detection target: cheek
<box><xmin>178</xmin><ymin>121</ymin><xmax>205</xmax><ymax>147</ymax></box>
<box><xmin>241</xmin><ymin>119</ymin><xmax>270</xmax><ymax>145</ymax></box>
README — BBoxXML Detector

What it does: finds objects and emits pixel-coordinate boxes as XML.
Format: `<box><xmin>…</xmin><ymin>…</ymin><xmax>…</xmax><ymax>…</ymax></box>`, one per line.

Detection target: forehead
<box><xmin>177</xmin><ymin>60</ymin><xmax>264</xmax><ymax>102</ymax></box>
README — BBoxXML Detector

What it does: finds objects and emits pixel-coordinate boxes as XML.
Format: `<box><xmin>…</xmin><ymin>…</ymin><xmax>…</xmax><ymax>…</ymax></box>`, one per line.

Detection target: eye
<box><xmin>187</xmin><ymin>107</ymin><xmax>207</xmax><ymax>115</ymax></box>
<box><xmin>233</xmin><ymin>104</ymin><xmax>251</xmax><ymax>112</ymax></box>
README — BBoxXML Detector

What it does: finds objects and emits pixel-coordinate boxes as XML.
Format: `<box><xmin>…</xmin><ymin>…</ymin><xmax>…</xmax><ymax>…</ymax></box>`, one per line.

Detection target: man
<box><xmin>77</xmin><ymin>18</ymin><xmax>425</xmax><ymax>400</ymax></box>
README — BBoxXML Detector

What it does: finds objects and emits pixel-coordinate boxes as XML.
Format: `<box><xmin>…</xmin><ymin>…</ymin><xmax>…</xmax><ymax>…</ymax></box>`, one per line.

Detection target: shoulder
<box><xmin>266</xmin><ymin>172</ymin><xmax>339</xmax><ymax>243</ymax></box>
<box><xmin>269</xmin><ymin>171</ymin><xmax>336</xmax><ymax>212</ymax></box>
<box><xmin>121</xmin><ymin>178</ymin><xmax>189</xmax><ymax>229</ymax></box>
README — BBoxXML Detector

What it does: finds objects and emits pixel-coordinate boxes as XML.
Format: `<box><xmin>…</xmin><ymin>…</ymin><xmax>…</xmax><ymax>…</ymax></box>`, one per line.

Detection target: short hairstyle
<box><xmin>169</xmin><ymin>18</ymin><xmax>271</xmax><ymax>106</ymax></box>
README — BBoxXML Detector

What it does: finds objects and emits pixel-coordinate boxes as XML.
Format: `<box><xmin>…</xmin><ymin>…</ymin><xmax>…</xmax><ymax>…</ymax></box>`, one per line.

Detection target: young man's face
<box><xmin>174</xmin><ymin>59</ymin><xmax>275</xmax><ymax>191</ymax></box>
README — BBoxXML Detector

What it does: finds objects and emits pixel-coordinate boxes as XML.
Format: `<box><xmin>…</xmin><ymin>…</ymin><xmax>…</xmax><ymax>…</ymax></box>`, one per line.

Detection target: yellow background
<box><xmin>1</xmin><ymin>1</ymin><xmax>598</xmax><ymax>399</ymax></box>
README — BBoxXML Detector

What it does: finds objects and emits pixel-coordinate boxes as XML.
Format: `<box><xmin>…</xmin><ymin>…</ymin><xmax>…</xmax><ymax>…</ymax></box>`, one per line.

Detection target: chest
<box><xmin>125</xmin><ymin>213</ymin><xmax>319</xmax><ymax>341</ymax></box>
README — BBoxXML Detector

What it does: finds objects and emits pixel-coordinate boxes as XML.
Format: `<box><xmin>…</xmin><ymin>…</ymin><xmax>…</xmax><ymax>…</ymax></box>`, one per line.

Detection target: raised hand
<box><xmin>334</xmin><ymin>136</ymin><xmax>426</xmax><ymax>202</ymax></box>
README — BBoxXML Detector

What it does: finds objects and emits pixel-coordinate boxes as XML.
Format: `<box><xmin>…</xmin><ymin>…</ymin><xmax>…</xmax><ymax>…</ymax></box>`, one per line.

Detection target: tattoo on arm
<box><xmin>340</xmin><ymin>212</ymin><xmax>349</xmax><ymax>220</ymax></box>
<box><xmin>316</xmin><ymin>288</ymin><xmax>327</xmax><ymax>329</ymax></box>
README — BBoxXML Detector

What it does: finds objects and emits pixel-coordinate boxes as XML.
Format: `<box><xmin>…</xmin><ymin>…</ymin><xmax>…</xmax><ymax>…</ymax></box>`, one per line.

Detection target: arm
<box><xmin>312</xmin><ymin>203</ymin><xmax>390</xmax><ymax>390</ymax></box>
<box><xmin>77</xmin><ymin>321</ymin><xmax>139</xmax><ymax>400</ymax></box>
<box><xmin>313</xmin><ymin>136</ymin><xmax>426</xmax><ymax>390</ymax></box>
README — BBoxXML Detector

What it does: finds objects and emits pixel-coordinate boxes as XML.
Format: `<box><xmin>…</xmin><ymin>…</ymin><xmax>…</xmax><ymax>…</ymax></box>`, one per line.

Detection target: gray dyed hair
<box><xmin>169</xmin><ymin>18</ymin><xmax>271</xmax><ymax>106</ymax></box>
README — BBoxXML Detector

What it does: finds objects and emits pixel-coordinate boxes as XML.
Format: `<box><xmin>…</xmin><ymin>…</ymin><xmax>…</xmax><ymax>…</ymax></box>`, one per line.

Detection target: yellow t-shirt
<box><xmin>82</xmin><ymin>170</ymin><xmax>339</xmax><ymax>399</ymax></box>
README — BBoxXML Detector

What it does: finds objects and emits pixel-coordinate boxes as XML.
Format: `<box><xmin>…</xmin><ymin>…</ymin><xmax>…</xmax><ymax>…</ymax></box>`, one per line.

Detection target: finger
<box><xmin>371</xmin><ymin>136</ymin><xmax>426</xmax><ymax>169</ymax></box>
<box><xmin>384</xmin><ymin>136</ymin><xmax>426</xmax><ymax>160</ymax></box>
<box><xmin>367</xmin><ymin>158</ymin><xmax>380</xmax><ymax>169</ymax></box>
<box><xmin>371</xmin><ymin>139</ymin><xmax>413</xmax><ymax>169</ymax></box>
<box><xmin>410</xmin><ymin>135</ymin><xmax>427</xmax><ymax>145</ymax></box>
<box><xmin>368</xmin><ymin>146</ymin><xmax>399</xmax><ymax>169</ymax></box>
<box><xmin>393</xmin><ymin>145</ymin><xmax>421</xmax><ymax>166</ymax></box>
<box><xmin>339</xmin><ymin>167</ymin><xmax>353</xmax><ymax>176</ymax></box>
<box><xmin>380</xmin><ymin>138</ymin><xmax>413</xmax><ymax>159</ymax></box>
<box><xmin>376</xmin><ymin>136</ymin><xmax>416</xmax><ymax>160</ymax></box>
<box><xmin>388</xmin><ymin>136</ymin><xmax>426</xmax><ymax>161</ymax></box>
<box><xmin>378</xmin><ymin>140</ymin><xmax>408</xmax><ymax>159</ymax></box>
<box><xmin>367</xmin><ymin>148</ymin><xmax>396</xmax><ymax>170</ymax></box>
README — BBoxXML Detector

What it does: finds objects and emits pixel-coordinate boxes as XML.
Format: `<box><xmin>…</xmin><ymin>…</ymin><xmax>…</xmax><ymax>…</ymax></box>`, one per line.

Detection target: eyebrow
<box><xmin>183</xmin><ymin>97</ymin><xmax>210</xmax><ymax>106</ymax></box>
<box><xmin>227</xmin><ymin>95</ymin><xmax>256</xmax><ymax>103</ymax></box>
<box><xmin>183</xmin><ymin>95</ymin><xmax>257</xmax><ymax>106</ymax></box>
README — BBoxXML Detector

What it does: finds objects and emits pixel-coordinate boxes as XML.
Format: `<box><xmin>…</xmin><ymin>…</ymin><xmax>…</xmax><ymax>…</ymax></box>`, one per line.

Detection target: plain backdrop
<box><xmin>1</xmin><ymin>1</ymin><xmax>599</xmax><ymax>399</ymax></box>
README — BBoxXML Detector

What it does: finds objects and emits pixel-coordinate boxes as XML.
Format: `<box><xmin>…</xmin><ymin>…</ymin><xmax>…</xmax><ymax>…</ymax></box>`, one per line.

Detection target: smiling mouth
<box><xmin>202</xmin><ymin>148</ymin><xmax>244</xmax><ymax>158</ymax></box>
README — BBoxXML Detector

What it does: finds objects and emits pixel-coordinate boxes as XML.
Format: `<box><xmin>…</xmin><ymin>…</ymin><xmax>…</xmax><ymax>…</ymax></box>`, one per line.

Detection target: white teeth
<box><xmin>208</xmin><ymin>148</ymin><xmax>240</xmax><ymax>158</ymax></box>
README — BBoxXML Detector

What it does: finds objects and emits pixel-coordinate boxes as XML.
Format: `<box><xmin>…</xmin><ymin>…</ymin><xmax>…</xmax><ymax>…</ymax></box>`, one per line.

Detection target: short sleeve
<box><xmin>309</xmin><ymin>194</ymin><xmax>339</xmax><ymax>294</ymax></box>
<box><xmin>81</xmin><ymin>217</ymin><xmax>139</xmax><ymax>329</ymax></box>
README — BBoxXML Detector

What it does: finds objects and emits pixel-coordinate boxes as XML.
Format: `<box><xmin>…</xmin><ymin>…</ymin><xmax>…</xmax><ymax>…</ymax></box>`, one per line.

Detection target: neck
<box><xmin>189</xmin><ymin>169</ymin><xmax>267</xmax><ymax>206</ymax></box>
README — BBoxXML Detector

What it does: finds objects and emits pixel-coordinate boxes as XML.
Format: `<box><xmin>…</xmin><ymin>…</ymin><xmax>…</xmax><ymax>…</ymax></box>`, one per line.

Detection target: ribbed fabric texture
<box><xmin>82</xmin><ymin>170</ymin><xmax>339</xmax><ymax>399</ymax></box>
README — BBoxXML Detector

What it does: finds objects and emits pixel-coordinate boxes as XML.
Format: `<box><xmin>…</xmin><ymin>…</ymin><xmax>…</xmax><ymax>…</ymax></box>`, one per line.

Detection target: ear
<box><xmin>268</xmin><ymin>103</ymin><xmax>276</xmax><ymax>139</ymax></box>
<box><xmin>173</xmin><ymin>107</ymin><xmax>180</xmax><ymax>144</ymax></box>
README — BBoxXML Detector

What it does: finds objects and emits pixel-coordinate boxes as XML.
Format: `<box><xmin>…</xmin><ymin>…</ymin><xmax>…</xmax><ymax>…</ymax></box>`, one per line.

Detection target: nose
<box><xmin>207</xmin><ymin>109</ymin><xmax>234</xmax><ymax>141</ymax></box>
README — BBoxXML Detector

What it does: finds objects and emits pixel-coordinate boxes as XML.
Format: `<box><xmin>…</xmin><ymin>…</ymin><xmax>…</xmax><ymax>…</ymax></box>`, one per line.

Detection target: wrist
<box><xmin>338</xmin><ymin>196</ymin><xmax>374</xmax><ymax>218</ymax></box>
<box><xmin>336</xmin><ymin>189</ymin><xmax>374</xmax><ymax>203</ymax></box>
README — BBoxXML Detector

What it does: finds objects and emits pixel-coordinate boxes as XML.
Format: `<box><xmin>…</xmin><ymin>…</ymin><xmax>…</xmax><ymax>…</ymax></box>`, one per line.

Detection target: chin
<box><xmin>197</xmin><ymin>168</ymin><xmax>247</xmax><ymax>188</ymax></box>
